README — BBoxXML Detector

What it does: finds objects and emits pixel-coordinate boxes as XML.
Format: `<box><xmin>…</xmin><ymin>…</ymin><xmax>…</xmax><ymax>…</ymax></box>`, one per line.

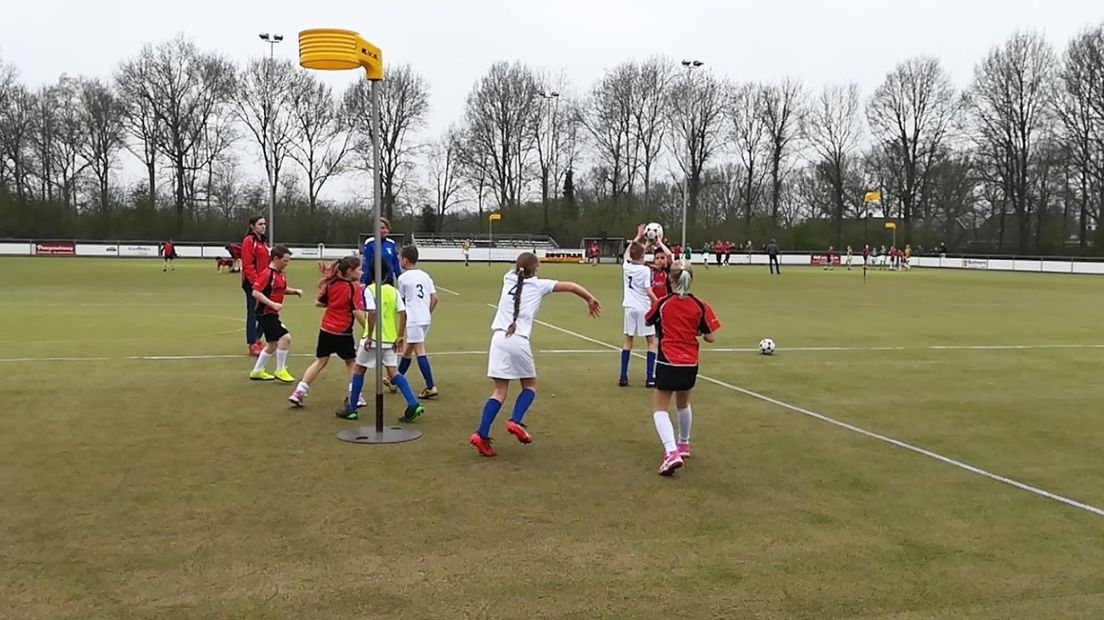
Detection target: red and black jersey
<box><xmin>318</xmin><ymin>278</ymin><xmax>364</xmax><ymax>335</ymax></box>
<box><xmin>163</xmin><ymin>241</ymin><xmax>175</xmax><ymax>257</ymax></box>
<box><xmin>651</xmin><ymin>267</ymin><xmax>670</xmax><ymax>298</ymax></box>
<box><xmin>241</xmin><ymin>233</ymin><xmax>269</xmax><ymax>288</ymax></box>
<box><xmin>646</xmin><ymin>294</ymin><xmax>720</xmax><ymax>366</ymax></box>
<box><xmin>226</xmin><ymin>243</ymin><xmax>243</xmax><ymax>259</ymax></box>
<box><xmin>253</xmin><ymin>268</ymin><xmax>287</xmax><ymax>316</ymax></box>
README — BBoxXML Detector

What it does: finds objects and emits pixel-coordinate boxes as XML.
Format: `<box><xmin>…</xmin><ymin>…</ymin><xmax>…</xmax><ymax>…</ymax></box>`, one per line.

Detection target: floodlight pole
<box><xmin>680</xmin><ymin>59</ymin><xmax>703</xmax><ymax>251</ymax></box>
<box><xmin>259</xmin><ymin>32</ymin><xmax>283</xmax><ymax>243</ymax></box>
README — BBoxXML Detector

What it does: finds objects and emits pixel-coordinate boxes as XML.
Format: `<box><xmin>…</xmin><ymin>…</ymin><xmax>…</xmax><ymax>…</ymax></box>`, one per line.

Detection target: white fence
<box><xmin>0</xmin><ymin>240</ymin><xmax>581</xmax><ymax>264</ymax></box>
<box><xmin>5</xmin><ymin>240</ymin><xmax>1104</xmax><ymax>275</ymax></box>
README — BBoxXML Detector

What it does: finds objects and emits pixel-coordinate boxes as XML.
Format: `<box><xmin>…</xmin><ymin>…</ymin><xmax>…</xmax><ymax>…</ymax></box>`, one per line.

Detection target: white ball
<box><xmin>759</xmin><ymin>338</ymin><xmax>776</xmax><ymax>355</ymax></box>
<box><xmin>644</xmin><ymin>222</ymin><xmax>664</xmax><ymax>242</ymax></box>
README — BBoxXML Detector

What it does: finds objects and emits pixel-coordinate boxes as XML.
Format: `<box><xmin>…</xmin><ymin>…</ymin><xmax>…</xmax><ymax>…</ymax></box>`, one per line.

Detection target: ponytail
<box><xmin>507</xmin><ymin>265</ymin><xmax>526</xmax><ymax>336</ymax></box>
<box><xmin>670</xmin><ymin>259</ymin><xmax>694</xmax><ymax>298</ymax></box>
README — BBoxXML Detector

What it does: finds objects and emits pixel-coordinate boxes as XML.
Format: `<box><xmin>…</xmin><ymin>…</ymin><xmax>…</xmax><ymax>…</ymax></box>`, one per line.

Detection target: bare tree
<box><xmin>345</xmin><ymin>64</ymin><xmax>430</xmax><ymax>220</ymax></box>
<box><xmin>0</xmin><ymin>84</ymin><xmax>36</xmax><ymax>201</ymax></box>
<box><xmin>461</xmin><ymin>61</ymin><xmax>541</xmax><ymax>210</ymax></box>
<box><xmin>728</xmin><ymin>82</ymin><xmax>768</xmax><ymax>226</ymax></box>
<box><xmin>288</xmin><ymin>73</ymin><xmax>351</xmax><ymax>213</ymax></box>
<box><xmin>1056</xmin><ymin>24</ymin><xmax>1104</xmax><ymax>247</ymax></box>
<box><xmin>0</xmin><ymin>56</ymin><xmax>17</xmax><ymax>190</ymax></box>
<box><xmin>667</xmin><ymin>69</ymin><xmax>725</xmax><ymax>228</ymax></box>
<box><xmin>867</xmin><ymin>57</ymin><xmax>957</xmax><ymax>240</ymax></box>
<box><xmin>968</xmin><ymin>31</ymin><xmax>1058</xmax><ymax>251</ymax></box>
<box><xmin>118</xmin><ymin>37</ymin><xmax>235</xmax><ymax>233</ymax></box>
<box><xmin>581</xmin><ymin>63</ymin><xmax>635</xmax><ymax>202</ymax></box>
<box><xmin>233</xmin><ymin>57</ymin><xmax>298</xmax><ymax>229</ymax></box>
<box><xmin>758</xmin><ymin>79</ymin><xmax>804</xmax><ymax>228</ymax></box>
<box><xmin>428</xmin><ymin>127</ymin><xmax>465</xmax><ymax>228</ymax></box>
<box><xmin>806</xmin><ymin>84</ymin><xmax>863</xmax><ymax>243</ymax></box>
<box><xmin>77</xmin><ymin>78</ymin><xmax>126</xmax><ymax>213</ymax></box>
<box><xmin>631</xmin><ymin>57</ymin><xmax>671</xmax><ymax>209</ymax></box>
<box><xmin>115</xmin><ymin>49</ymin><xmax>161</xmax><ymax>209</ymax></box>
<box><xmin>533</xmin><ymin>72</ymin><xmax>569</xmax><ymax>228</ymax></box>
<box><xmin>455</xmin><ymin>127</ymin><xmax>492</xmax><ymax>230</ymax></box>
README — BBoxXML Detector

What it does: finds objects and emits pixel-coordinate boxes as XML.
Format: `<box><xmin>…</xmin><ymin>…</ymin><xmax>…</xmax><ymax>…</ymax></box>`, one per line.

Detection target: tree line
<box><xmin>1</xmin><ymin>25</ymin><xmax>1103</xmax><ymax>254</ymax></box>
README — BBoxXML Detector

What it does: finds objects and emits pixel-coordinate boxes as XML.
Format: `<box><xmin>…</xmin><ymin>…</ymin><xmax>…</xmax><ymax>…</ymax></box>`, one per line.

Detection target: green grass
<box><xmin>3</xmin><ymin>257</ymin><xmax>1104</xmax><ymax>619</ymax></box>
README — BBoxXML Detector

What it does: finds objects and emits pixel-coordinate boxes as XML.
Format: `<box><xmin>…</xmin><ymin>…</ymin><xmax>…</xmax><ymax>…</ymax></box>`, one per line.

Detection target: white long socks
<box><xmin>653</xmin><ymin>411</ymin><xmax>677</xmax><ymax>453</ymax></box>
<box><xmin>677</xmin><ymin>406</ymin><xmax>692</xmax><ymax>443</ymax></box>
<box><xmin>276</xmin><ymin>348</ymin><xmax>289</xmax><ymax>370</ymax></box>
<box><xmin>252</xmin><ymin>351</ymin><xmax>272</xmax><ymax>373</ymax></box>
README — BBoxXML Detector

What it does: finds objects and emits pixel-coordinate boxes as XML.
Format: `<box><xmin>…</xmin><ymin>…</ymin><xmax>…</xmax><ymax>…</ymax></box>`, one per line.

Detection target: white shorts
<box><xmin>355</xmin><ymin>339</ymin><xmax>398</xmax><ymax>368</ymax></box>
<box><xmin>406</xmin><ymin>324</ymin><xmax>430</xmax><ymax>344</ymax></box>
<box><xmin>486</xmin><ymin>331</ymin><xmax>536</xmax><ymax>380</ymax></box>
<box><xmin>623</xmin><ymin>308</ymin><xmax>655</xmax><ymax>337</ymax></box>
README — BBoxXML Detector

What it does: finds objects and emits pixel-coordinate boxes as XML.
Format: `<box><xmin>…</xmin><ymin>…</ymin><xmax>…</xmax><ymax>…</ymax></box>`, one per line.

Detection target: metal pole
<box><xmin>266</xmin><ymin>40</ymin><xmax>276</xmax><ymax>245</ymax></box>
<box><xmin>488</xmin><ymin>218</ymin><xmax>493</xmax><ymax>267</ymax></box>
<box><xmin>370</xmin><ymin>79</ymin><xmax>385</xmax><ymax>434</ymax></box>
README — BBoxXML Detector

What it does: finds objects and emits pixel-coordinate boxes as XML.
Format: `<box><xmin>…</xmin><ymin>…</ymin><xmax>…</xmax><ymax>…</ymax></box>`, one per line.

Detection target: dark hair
<box><xmin>400</xmin><ymin>245</ymin><xmax>419</xmax><ymax>264</ymax></box>
<box><xmin>318</xmin><ymin>255</ymin><xmax>361</xmax><ymax>292</ymax></box>
<box><xmin>507</xmin><ymin>252</ymin><xmax>540</xmax><ymax>336</ymax></box>
<box><xmin>365</xmin><ymin>260</ymin><xmax>393</xmax><ymax>285</ymax></box>
<box><xmin>271</xmin><ymin>245</ymin><xmax>292</xmax><ymax>259</ymax></box>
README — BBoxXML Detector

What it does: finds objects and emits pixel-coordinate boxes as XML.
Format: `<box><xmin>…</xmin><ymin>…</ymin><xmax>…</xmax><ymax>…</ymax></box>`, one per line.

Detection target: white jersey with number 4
<box><xmin>490</xmin><ymin>271</ymin><xmax>558</xmax><ymax>339</ymax></box>
<box><xmin>397</xmin><ymin>268</ymin><xmax>436</xmax><ymax>327</ymax></box>
<box><xmin>622</xmin><ymin>261</ymin><xmax>652</xmax><ymax>312</ymax></box>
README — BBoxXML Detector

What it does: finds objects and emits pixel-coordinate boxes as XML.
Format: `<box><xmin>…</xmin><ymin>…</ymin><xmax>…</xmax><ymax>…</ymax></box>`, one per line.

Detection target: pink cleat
<box><xmin>288</xmin><ymin>389</ymin><xmax>306</xmax><ymax>407</ymax></box>
<box><xmin>676</xmin><ymin>442</ymin><xmax>691</xmax><ymax>458</ymax></box>
<box><xmin>658</xmin><ymin>451</ymin><xmax>684</xmax><ymax>476</ymax></box>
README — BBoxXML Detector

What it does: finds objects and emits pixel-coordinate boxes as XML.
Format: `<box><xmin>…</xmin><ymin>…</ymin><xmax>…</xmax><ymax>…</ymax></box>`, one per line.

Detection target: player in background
<box><xmin>337</xmin><ymin>263</ymin><xmax>425</xmax><ymax>422</ymax></box>
<box><xmin>162</xmin><ymin>239</ymin><xmax>177</xmax><ymax>272</ymax></box>
<box><xmin>862</xmin><ymin>244</ymin><xmax>871</xmax><ymax>271</ymax></box>
<box><xmin>766</xmin><ymin>239</ymin><xmax>781</xmax><ymax>274</ymax></box>
<box><xmin>289</xmin><ymin>256</ymin><xmax>366</xmax><ymax>407</ymax></box>
<box><xmin>463</xmin><ymin>239</ymin><xmax>471</xmax><ymax>267</ymax></box>
<box><xmin>396</xmin><ymin>246</ymin><xmax>439</xmax><ymax>399</ymax></box>
<box><xmin>241</xmin><ymin>216</ymin><xmax>270</xmax><ymax>357</ymax></box>
<box><xmin>619</xmin><ymin>225</ymin><xmax>659</xmax><ymax>388</ymax></box>
<box><xmin>469</xmin><ymin>252</ymin><xmax>601</xmax><ymax>457</ymax></box>
<box><xmin>225</xmin><ymin>242</ymin><xmax>243</xmax><ymax>273</ymax></box>
<box><xmin>249</xmin><ymin>245</ymin><xmax>303</xmax><ymax>383</ymax></box>
<box><xmin>846</xmin><ymin>245</ymin><xmax>854</xmax><ymax>271</ymax></box>
<box><xmin>588</xmin><ymin>240</ymin><xmax>601</xmax><ymax>267</ymax></box>
<box><xmin>701</xmin><ymin>241</ymin><xmax>712</xmax><ymax>269</ymax></box>
<box><xmin>645</xmin><ymin>260</ymin><xmax>721</xmax><ymax>476</ymax></box>
<box><xmin>360</xmin><ymin>217</ymin><xmax>401</xmax><ymax>286</ymax></box>
<box><xmin>903</xmin><ymin>244</ymin><xmax>913</xmax><ymax>270</ymax></box>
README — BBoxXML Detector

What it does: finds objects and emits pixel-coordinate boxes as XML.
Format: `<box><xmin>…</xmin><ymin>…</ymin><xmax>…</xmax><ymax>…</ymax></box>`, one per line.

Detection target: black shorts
<box><xmin>316</xmin><ymin>330</ymin><xmax>356</xmax><ymax>360</ymax></box>
<box><xmin>654</xmin><ymin>363</ymin><xmax>698</xmax><ymax>392</ymax></box>
<box><xmin>257</xmin><ymin>313</ymin><xmax>289</xmax><ymax>341</ymax></box>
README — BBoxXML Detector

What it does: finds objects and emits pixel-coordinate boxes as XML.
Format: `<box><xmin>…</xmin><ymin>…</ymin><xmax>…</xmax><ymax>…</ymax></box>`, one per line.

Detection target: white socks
<box><xmin>276</xmin><ymin>348</ymin><xmax>288</xmax><ymax>371</ymax></box>
<box><xmin>653</xmin><ymin>411</ymin><xmax>677</xmax><ymax>453</ymax></box>
<box><xmin>296</xmin><ymin>381</ymin><xmax>309</xmax><ymax>393</ymax></box>
<box><xmin>253</xmin><ymin>350</ymin><xmax>272</xmax><ymax>373</ymax></box>
<box><xmin>677</xmin><ymin>406</ymin><xmax>692</xmax><ymax>443</ymax></box>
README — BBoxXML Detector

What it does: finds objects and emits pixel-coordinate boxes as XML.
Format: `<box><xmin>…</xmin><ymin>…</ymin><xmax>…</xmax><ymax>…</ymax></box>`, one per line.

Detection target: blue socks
<box><xmin>646</xmin><ymin>351</ymin><xmax>656</xmax><ymax>383</ymax></box>
<box><xmin>510</xmin><ymin>389</ymin><xmax>536</xmax><ymax>424</ymax></box>
<box><xmin>620</xmin><ymin>350</ymin><xmax>630</xmax><ymax>381</ymax></box>
<box><xmin>348</xmin><ymin>373</ymin><xmax>365</xmax><ymax>413</ymax></box>
<box><xmin>478</xmin><ymin>398</ymin><xmax>503</xmax><ymax>438</ymax></box>
<box><xmin>417</xmin><ymin>355</ymin><xmax>435</xmax><ymax>389</ymax></box>
<box><xmin>391</xmin><ymin>374</ymin><xmax>418</xmax><ymax>408</ymax></box>
<box><xmin>397</xmin><ymin>357</ymin><xmax>412</xmax><ymax>375</ymax></box>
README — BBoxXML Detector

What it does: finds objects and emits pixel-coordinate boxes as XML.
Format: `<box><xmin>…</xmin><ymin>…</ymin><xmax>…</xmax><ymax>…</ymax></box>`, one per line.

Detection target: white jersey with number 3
<box><xmin>490</xmin><ymin>271</ymin><xmax>558</xmax><ymax>339</ymax></box>
<box><xmin>397</xmin><ymin>268</ymin><xmax>436</xmax><ymax>326</ymax></box>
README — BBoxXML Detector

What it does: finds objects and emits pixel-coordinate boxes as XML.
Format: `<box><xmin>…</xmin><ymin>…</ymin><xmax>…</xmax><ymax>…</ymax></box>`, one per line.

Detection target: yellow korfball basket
<box><xmin>298</xmin><ymin>28</ymin><xmax>383</xmax><ymax>80</ymax></box>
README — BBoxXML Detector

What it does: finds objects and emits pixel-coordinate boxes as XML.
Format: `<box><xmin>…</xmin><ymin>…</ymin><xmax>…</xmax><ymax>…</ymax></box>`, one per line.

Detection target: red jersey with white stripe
<box><xmin>252</xmin><ymin>268</ymin><xmax>287</xmax><ymax>316</ymax></box>
<box><xmin>318</xmin><ymin>278</ymin><xmax>364</xmax><ymax>334</ymax></box>
<box><xmin>241</xmin><ymin>233</ymin><xmax>269</xmax><ymax>287</ymax></box>
<box><xmin>645</xmin><ymin>294</ymin><xmax>720</xmax><ymax>366</ymax></box>
<box><xmin>651</xmin><ymin>267</ymin><xmax>669</xmax><ymax>298</ymax></box>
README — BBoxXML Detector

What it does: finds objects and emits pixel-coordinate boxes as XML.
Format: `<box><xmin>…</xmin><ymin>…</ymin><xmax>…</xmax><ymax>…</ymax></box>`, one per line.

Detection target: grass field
<box><xmin>3</xmin><ymin>257</ymin><xmax>1104</xmax><ymax>619</ymax></box>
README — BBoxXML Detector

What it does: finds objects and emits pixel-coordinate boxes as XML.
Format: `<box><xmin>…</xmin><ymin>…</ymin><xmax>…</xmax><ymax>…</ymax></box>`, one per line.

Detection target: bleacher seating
<box><xmin>410</xmin><ymin>233</ymin><xmax>558</xmax><ymax>250</ymax></box>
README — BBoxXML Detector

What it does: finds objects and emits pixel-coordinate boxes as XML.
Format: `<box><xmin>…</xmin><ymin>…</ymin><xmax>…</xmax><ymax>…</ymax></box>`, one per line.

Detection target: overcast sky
<box><xmin>2</xmin><ymin>0</ymin><xmax>1101</xmax><ymax>201</ymax></box>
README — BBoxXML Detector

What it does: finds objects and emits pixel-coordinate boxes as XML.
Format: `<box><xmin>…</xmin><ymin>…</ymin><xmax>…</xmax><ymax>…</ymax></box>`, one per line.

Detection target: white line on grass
<box><xmin>437</xmin><ymin>286</ymin><xmax>461</xmax><ymax>296</ymax></box>
<box><xmin>0</xmin><ymin>356</ymin><xmax>111</xmax><ymax>363</ymax></box>
<box><xmin>711</xmin><ymin>343</ymin><xmax>1104</xmax><ymax>353</ymax></box>
<box><xmin>485</xmin><ymin>303</ymin><xmax>1104</xmax><ymax>519</ymax></box>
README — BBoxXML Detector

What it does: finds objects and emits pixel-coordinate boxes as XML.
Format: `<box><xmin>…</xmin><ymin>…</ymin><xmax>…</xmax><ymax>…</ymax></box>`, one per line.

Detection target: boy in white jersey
<box><xmin>619</xmin><ymin>224</ymin><xmax>659</xmax><ymax>388</ymax></box>
<box><xmin>469</xmin><ymin>252</ymin><xmax>601</xmax><ymax>457</ymax></box>
<box><xmin>396</xmin><ymin>245</ymin><xmax>439</xmax><ymax>398</ymax></box>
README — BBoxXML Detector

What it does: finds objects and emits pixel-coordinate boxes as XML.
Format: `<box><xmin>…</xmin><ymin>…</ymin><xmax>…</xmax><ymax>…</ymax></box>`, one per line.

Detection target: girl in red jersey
<box><xmin>241</xmin><ymin>216</ymin><xmax>270</xmax><ymax>356</ymax></box>
<box><xmin>648</xmin><ymin>238</ymin><xmax>673</xmax><ymax>299</ymax></box>
<box><xmin>162</xmin><ymin>239</ymin><xmax>177</xmax><ymax>272</ymax></box>
<box><xmin>288</xmin><ymin>256</ymin><xmax>366</xmax><ymax>407</ymax></box>
<box><xmin>645</xmin><ymin>260</ymin><xmax>721</xmax><ymax>476</ymax></box>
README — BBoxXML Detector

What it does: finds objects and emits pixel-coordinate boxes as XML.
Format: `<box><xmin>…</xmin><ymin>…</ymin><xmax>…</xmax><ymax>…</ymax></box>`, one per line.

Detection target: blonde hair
<box><xmin>669</xmin><ymin>259</ymin><xmax>694</xmax><ymax>297</ymax></box>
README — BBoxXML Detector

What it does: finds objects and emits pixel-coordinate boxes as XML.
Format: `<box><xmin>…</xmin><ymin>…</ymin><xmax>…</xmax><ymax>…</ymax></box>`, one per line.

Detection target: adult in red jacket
<box><xmin>241</xmin><ymin>216</ymin><xmax>270</xmax><ymax>356</ymax></box>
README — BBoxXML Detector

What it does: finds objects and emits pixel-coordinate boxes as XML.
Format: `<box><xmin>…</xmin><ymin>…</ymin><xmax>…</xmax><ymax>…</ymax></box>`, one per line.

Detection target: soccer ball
<box><xmin>644</xmin><ymin>222</ymin><xmax>664</xmax><ymax>243</ymax></box>
<box><xmin>759</xmin><ymin>338</ymin><xmax>776</xmax><ymax>355</ymax></box>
